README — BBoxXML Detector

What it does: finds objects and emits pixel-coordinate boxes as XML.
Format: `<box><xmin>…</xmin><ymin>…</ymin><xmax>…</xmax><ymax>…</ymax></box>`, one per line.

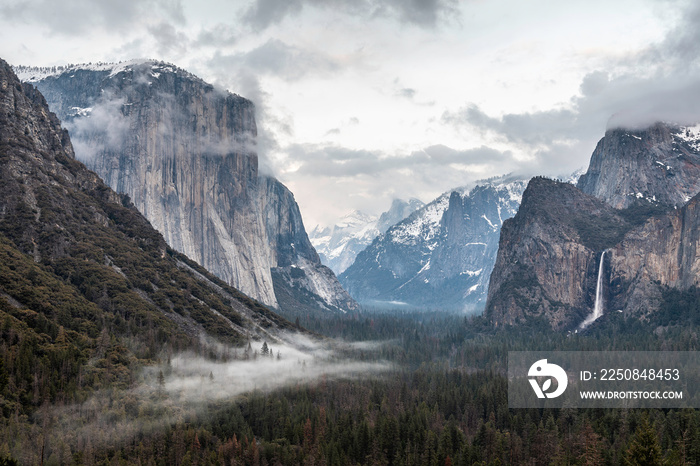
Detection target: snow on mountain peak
<box><xmin>13</xmin><ymin>60</ymin><xmax>198</xmax><ymax>84</ymax></box>
<box><xmin>675</xmin><ymin>124</ymin><xmax>700</xmax><ymax>151</ymax></box>
<box><xmin>309</xmin><ymin>200</ymin><xmax>424</xmax><ymax>275</ymax></box>
<box><xmin>389</xmin><ymin>194</ymin><xmax>449</xmax><ymax>245</ymax></box>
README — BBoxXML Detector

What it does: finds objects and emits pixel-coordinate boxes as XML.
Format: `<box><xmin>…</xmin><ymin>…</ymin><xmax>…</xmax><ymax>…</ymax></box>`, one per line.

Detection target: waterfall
<box><xmin>579</xmin><ymin>250</ymin><xmax>607</xmax><ymax>330</ymax></box>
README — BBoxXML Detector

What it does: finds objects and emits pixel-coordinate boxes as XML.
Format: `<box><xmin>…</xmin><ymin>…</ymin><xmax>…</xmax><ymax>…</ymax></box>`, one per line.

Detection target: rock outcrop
<box><xmin>0</xmin><ymin>57</ymin><xmax>295</xmax><ymax>344</ymax></box>
<box><xmin>608</xmin><ymin>192</ymin><xmax>700</xmax><ymax>317</ymax></box>
<box><xmin>485</xmin><ymin>177</ymin><xmax>632</xmax><ymax>329</ymax></box>
<box><xmin>340</xmin><ymin>177</ymin><xmax>526</xmax><ymax>311</ymax></box>
<box><xmin>578</xmin><ymin>123</ymin><xmax>700</xmax><ymax>208</ymax></box>
<box><xmin>20</xmin><ymin>61</ymin><xmax>356</xmax><ymax>314</ymax></box>
<box><xmin>487</xmin><ymin>123</ymin><xmax>700</xmax><ymax>330</ymax></box>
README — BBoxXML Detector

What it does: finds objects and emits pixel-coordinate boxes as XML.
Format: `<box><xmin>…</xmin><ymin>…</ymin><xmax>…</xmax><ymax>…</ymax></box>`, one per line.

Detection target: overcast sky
<box><xmin>2</xmin><ymin>0</ymin><xmax>700</xmax><ymax>228</ymax></box>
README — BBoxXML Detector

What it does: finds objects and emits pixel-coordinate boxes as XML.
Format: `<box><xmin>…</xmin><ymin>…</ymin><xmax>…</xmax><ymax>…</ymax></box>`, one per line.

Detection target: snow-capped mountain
<box><xmin>310</xmin><ymin>198</ymin><xmax>424</xmax><ymax>275</ymax></box>
<box><xmin>339</xmin><ymin>176</ymin><xmax>528</xmax><ymax>312</ymax></box>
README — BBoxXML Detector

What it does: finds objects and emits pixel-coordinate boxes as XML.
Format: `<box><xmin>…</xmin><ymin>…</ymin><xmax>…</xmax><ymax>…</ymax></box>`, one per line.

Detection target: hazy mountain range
<box><xmin>309</xmin><ymin>198</ymin><xmax>425</xmax><ymax>275</ymax></box>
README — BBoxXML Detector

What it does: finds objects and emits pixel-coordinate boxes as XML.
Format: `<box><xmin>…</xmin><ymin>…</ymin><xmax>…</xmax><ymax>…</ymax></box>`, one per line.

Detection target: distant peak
<box><xmin>339</xmin><ymin>210</ymin><xmax>376</xmax><ymax>224</ymax></box>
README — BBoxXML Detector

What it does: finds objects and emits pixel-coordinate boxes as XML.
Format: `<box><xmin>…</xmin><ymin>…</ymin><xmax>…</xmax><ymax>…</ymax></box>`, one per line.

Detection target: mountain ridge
<box><xmin>340</xmin><ymin>176</ymin><xmax>527</xmax><ymax>311</ymax></box>
<box><xmin>0</xmin><ymin>56</ymin><xmax>302</xmax><ymax>415</ymax></box>
<box><xmin>22</xmin><ymin>59</ymin><xmax>357</xmax><ymax>315</ymax></box>
<box><xmin>487</xmin><ymin>122</ymin><xmax>700</xmax><ymax>330</ymax></box>
<box><xmin>309</xmin><ymin>198</ymin><xmax>425</xmax><ymax>275</ymax></box>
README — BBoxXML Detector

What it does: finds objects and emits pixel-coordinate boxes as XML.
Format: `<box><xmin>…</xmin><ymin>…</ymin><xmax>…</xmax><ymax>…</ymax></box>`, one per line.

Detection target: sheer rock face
<box><xmin>485</xmin><ymin>178</ymin><xmax>627</xmax><ymax>330</ymax></box>
<box><xmin>609</xmin><ymin>193</ymin><xmax>700</xmax><ymax>318</ymax></box>
<box><xmin>578</xmin><ymin>123</ymin><xmax>700</xmax><ymax>209</ymax></box>
<box><xmin>0</xmin><ymin>58</ymin><xmax>296</xmax><ymax>342</ymax></box>
<box><xmin>487</xmin><ymin>123</ymin><xmax>700</xmax><ymax>330</ymax></box>
<box><xmin>26</xmin><ymin>61</ymin><xmax>356</xmax><ymax>312</ymax></box>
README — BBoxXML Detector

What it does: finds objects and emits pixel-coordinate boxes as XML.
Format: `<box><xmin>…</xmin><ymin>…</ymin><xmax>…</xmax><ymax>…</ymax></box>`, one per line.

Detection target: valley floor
<box><xmin>2</xmin><ymin>307</ymin><xmax>700</xmax><ymax>465</ymax></box>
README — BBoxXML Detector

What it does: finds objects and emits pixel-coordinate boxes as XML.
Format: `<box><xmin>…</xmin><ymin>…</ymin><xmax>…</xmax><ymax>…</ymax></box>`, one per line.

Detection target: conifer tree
<box><xmin>626</xmin><ymin>416</ymin><xmax>662</xmax><ymax>466</ymax></box>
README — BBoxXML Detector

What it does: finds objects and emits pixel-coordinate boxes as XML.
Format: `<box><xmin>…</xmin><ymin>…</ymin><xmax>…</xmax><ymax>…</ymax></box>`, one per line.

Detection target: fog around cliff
<box><xmin>62</xmin><ymin>67</ymin><xmax>260</xmax><ymax>166</ymax></box>
<box><xmin>66</xmin><ymin>93</ymin><xmax>129</xmax><ymax>162</ymax></box>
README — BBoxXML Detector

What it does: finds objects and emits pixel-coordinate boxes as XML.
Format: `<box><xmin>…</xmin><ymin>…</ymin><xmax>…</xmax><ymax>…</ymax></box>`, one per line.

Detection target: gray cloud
<box><xmin>372</xmin><ymin>0</ymin><xmax>458</xmax><ymax>27</ymax></box>
<box><xmin>241</xmin><ymin>0</ymin><xmax>458</xmax><ymax>30</ymax></box>
<box><xmin>283</xmin><ymin>142</ymin><xmax>521</xmax><ymax>226</ymax></box>
<box><xmin>147</xmin><ymin>22</ymin><xmax>189</xmax><ymax>57</ymax></box>
<box><xmin>242</xmin><ymin>0</ymin><xmax>305</xmax><ymax>29</ymax></box>
<box><xmin>637</xmin><ymin>0</ymin><xmax>700</xmax><ymax>70</ymax></box>
<box><xmin>1</xmin><ymin>0</ymin><xmax>185</xmax><ymax>35</ymax></box>
<box><xmin>441</xmin><ymin>1</ymin><xmax>700</xmax><ymax>177</ymax></box>
<box><xmin>210</xmin><ymin>39</ymin><xmax>340</xmax><ymax>81</ymax></box>
<box><xmin>443</xmin><ymin>104</ymin><xmax>581</xmax><ymax>147</ymax></box>
<box><xmin>391</xmin><ymin>79</ymin><xmax>435</xmax><ymax>106</ymax></box>
<box><xmin>285</xmin><ymin>143</ymin><xmax>515</xmax><ymax>177</ymax></box>
<box><xmin>397</xmin><ymin>87</ymin><xmax>416</xmax><ymax>99</ymax></box>
<box><xmin>193</xmin><ymin>23</ymin><xmax>239</xmax><ymax>48</ymax></box>
<box><xmin>66</xmin><ymin>93</ymin><xmax>130</xmax><ymax>162</ymax></box>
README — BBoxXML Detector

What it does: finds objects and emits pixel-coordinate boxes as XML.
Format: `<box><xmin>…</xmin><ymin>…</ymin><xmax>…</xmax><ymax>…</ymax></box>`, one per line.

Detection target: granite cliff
<box><xmin>487</xmin><ymin>123</ymin><xmax>700</xmax><ymax>330</ymax></box>
<box><xmin>578</xmin><ymin>123</ymin><xmax>700</xmax><ymax>208</ymax></box>
<box><xmin>18</xmin><ymin>61</ymin><xmax>356</xmax><ymax>314</ymax></box>
<box><xmin>485</xmin><ymin>177</ymin><xmax>633</xmax><ymax>329</ymax></box>
<box><xmin>0</xmin><ymin>57</ymin><xmax>295</xmax><ymax>345</ymax></box>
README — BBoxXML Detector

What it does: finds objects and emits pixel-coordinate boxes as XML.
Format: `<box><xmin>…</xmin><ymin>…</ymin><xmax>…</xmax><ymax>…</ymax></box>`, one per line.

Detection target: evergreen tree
<box><xmin>626</xmin><ymin>416</ymin><xmax>662</xmax><ymax>466</ymax></box>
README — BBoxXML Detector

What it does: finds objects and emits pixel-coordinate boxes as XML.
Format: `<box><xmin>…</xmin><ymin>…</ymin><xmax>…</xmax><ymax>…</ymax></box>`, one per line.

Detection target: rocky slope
<box><xmin>340</xmin><ymin>177</ymin><xmax>527</xmax><ymax>311</ymax></box>
<box><xmin>485</xmin><ymin>177</ymin><xmax>635</xmax><ymax>329</ymax></box>
<box><xmin>309</xmin><ymin>198</ymin><xmax>424</xmax><ymax>275</ymax></box>
<box><xmin>0</xmin><ymin>58</ymin><xmax>295</xmax><ymax>347</ymax></box>
<box><xmin>578</xmin><ymin>123</ymin><xmax>700</xmax><ymax>208</ymax></box>
<box><xmin>487</xmin><ymin>122</ymin><xmax>700</xmax><ymax>330</ymax></box>
<box><xmin>608</xmin><ymin>192</ymin><xmax>700</xmax><ymax>318</ymax></box>
<box><xmin>19</xmin><ymin>61</ymin><xmax>356</xmax><ymax>314</ymax></box>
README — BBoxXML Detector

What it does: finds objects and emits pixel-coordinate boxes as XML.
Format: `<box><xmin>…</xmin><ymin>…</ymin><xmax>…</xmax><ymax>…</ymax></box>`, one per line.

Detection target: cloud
<box><xmin>443</xmin><ymin>104</ymin><xmax>581</xmax><ymax>147</ymax></box>
<box><xmin>242</xmin><ymin>0</ymin><xmax>305</xmax><ymax>29</ymax></box>
<box><xmin>210</xmin><ymin>39</ymin><xmax>340</xmax><ymax>82</ymax></box>
<box><xmin>637</xmin><ymin>0</ymin><xmax>700</xmax><ymax>70</ymax></box>
<box><xmin>1</xmin><ymin>0</ymin><xmax>185</xmax><ymax>36</ymax></box>
<box><xmin>279</xmin><ymin>141</ymin><xmax>522</xmax><ymax>226</ymax></box>
<box><xmin>440</xmin><ymin>1</ymin><xmax>700</xmax><ymax>177</ymax></box>
<box><xmin>396</xmin><ymin>87</ymin><xmax>416</xmax><ymax>99</ymax></box>
<box><xmin>372</xmin><ymin>0</ymin><xmax>459</xmax><ymax>27</ymax></box>
<box><xmin>241</xmin><ymin>0</ymin><xmax>459</xmax><ymax>30</ymax></box>
<box><xmin>65</xmin><ymin>93</ymin><xmax>130</xmax><ymax>162</ymax></box>
<box><xmin>284</xmin><ymin>143</ymin><xmax>514</xmax><ymax>178</ymax></box>
<box><xmin>147</xmin><ymin>22</ymin><xmax>189</xmax><ymax>57</ymax></box>
<box><xmin>193</xmin><ymin>23</ymin><xmax>239</xmax><ymax>48</ymax></box>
